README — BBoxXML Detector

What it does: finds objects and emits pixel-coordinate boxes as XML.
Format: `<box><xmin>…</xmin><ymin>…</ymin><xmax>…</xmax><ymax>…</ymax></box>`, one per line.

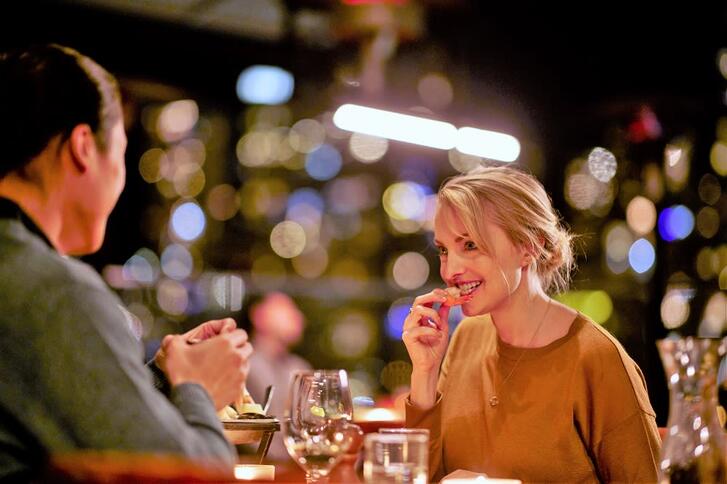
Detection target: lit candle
<box><xmin>234</xmin><ymin>464</ymin><xmax>275</xmax><ymax>481</ymax></box>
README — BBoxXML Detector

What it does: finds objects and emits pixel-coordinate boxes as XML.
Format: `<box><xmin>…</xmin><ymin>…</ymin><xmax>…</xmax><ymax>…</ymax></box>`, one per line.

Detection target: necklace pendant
<box><xmin>489</xmin><ymin>395</ymin><xmax>499</xmax><ymax>407</ymax></box>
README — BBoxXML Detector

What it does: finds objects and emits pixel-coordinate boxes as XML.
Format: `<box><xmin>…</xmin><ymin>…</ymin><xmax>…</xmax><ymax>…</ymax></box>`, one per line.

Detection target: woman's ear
<box><xmin>66</xmin><ymin>124</ymin><xmax>96</xmax><ymax>174</ymax></box>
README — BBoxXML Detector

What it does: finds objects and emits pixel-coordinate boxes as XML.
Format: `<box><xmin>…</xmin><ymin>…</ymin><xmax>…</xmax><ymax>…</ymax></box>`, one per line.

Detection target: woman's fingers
<box><xmin>404</xmin><ymin>304</ymin><xmax>443</xmax><ymax>331</ymax></box>
<box><xmin>402</xmin><ymin>325</ymin><xmax>442</xmax><ymax>344</ymax></box>
<box><xmin>411</xmin><ymin>291</ymin><xmax>447</xmax><ymax>310</ymax></box>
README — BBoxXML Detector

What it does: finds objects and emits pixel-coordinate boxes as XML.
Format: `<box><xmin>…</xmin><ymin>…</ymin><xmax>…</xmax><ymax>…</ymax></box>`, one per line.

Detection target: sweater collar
<box><xmin>0</xmin><ymin>197</ymin><xmax>54</xmax><ymax>249</ymax></box>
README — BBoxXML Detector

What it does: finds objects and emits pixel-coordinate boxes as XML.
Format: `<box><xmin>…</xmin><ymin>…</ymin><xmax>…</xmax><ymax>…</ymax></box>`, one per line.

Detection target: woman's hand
<box><xmin>402</xmin><ymin>289</ymin><xmax>451</xmax><ymax>373</ymax></box>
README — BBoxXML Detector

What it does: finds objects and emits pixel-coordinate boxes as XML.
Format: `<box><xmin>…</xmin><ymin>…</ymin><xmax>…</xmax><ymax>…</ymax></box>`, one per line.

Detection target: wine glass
<box><xmin>283</xmin><ymin>370</ymin><xmax>354</xmax><ymax>483</ymax></box>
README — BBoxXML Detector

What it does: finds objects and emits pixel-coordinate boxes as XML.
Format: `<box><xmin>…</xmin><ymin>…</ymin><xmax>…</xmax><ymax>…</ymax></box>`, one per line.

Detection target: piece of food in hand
<box><xmin>442</xmin><ymin>286</ymin><xmax>471</xmax><ymax>306</ymax></box>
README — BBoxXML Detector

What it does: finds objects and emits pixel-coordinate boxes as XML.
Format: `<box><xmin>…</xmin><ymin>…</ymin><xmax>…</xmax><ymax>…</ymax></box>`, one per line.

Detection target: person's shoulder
<box><xmin>571</xmin><ymin>313</ymin><xmax>630</xmax><ymax>357</ymax></box>
<box><xmin>0</xmin><ymin>219</ymin><xmax>106</xmax><ymax>295</ymax></box>
<box><xmin>571</xmin><ymin>313</ymin><xmax>655</xmax><ymax>415</ymax></box>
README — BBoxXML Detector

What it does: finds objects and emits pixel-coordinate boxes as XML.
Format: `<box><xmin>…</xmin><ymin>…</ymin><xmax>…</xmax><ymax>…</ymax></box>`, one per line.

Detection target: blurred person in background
<box><xmin>245</xmin><ymin>292</ymin><xmax>311</xmax><ymax>461</ymax></box>
<box><xmin>402</xmin><ymin>166</ymin><xmax>660</xmax><ymax>482</ymax></box>
<box><xmin>0</xmin><ymin>44</ymin><xmax>252</xmax><ymax>480</ymax></box>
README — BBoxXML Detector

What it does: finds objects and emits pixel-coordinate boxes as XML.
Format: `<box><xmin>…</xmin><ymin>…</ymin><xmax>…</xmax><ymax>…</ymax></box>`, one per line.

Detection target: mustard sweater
<box><xmin>406</xmin><ymin>313</ymin><xmax>661</xmax><ymax>483</ymax></box>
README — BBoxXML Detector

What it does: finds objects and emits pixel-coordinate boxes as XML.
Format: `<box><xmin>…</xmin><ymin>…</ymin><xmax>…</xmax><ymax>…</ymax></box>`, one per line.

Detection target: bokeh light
<box><xmin>270</xmin><ymin>221</ymin><xmax>307</xmax><ymax>258</ymax></box>
<box><xmin>236</xmin><ymin>65</ymin><xmax>294</xmax><ymax>105</ymax></box>
<box><xmin>565</xmin><ymin>173</ymin><xmax>601</xmax><ymax>211</ymax></box>
<box><xmin>587</xmin><ymin>147</ymin><xmax>617</xmax><ymax>182</ymax></box>
<box><xmin>448</xmin><ymin>149</ymin><xmax>481</xmax><ymax>173</ymax></box>
<box><xmin>211</xmin><ymin>273</ymin><xmax>245</xmax><ymax>311</ymax></box>
<box><xmin>329</xmin><ymin>310</ymin><xmax>377</xmax><ymax>359</ymax></box>
<box><xmin>664</xmin><ymin>139</ymin><xmax>691</xmax><ymax>192</ymax></box>
<box><xmin>170</xmin><ymin>201</ymin><xmax>206</xmax><ymax>242</ymax></box>
<box><xmin>696</xmin><ymin>247</ymin><xmax>720</xmax><ymax>280</ymax></box>
<box><xmin>122</xmin><ymin>248</ymin><xmax>160</xmax><ymax>285</ymax></box>
<box><xmin>172</xmin><ymin>163</ymin><xmax>205</xmax><ymax>198</ymax></box>
<box><xmin>349</xmin><ymin>132</ymin><xmax>389</xmax><ymax>163</ymax></box>
<box><xmin>325</xmin><ymin>175</ymin><xmax>380</xmax><ymax>214</ymax></box>
<box><xmin>698</xmin><ymin>291</ymin><xmax>726</xmax><ymax>337</ymax></box>
<box><xmin>138</xmin><ymin>148</ymin><xmax>168</xmax><ymax>183</ymax></box>
<box><xmin>156</xmin><ymin>278</ymin><xmax>189</xmax><ymax>315</ymax></box>
<box><xmin>628</xmin><ymin>238</ymin><xmax>656</xmax><ymax>274</ymax></box>
<box><xmin>161</xmin><ymin>243</ymin><xmax>194</xmax><ymax>280</ymax></box>
<box><xmin>391</xmin><ymin>252</ymin><xmax>430</xmax><ymax>290</ymax></box>
<box><xmin>626</xmin><ymin>196</ymin><xmax>657</xmax><ymax>235</ymax></box>
<box><xmin>657</xmin><ymin>205</ymin><xmax>695</xmax><ymax>242</ymax></box>
<box><xmin>710</xmin><ymin>140</ymin><xmax>727</xmax><ymax>176</ymax></box>
<box><xmin>382</xmin><ymin>182</ymin><xmax>427</xmax><ymax>221</ymax></box>
<box><xmin>206</xmin><ymin>184</ymin><xmax>240</xmax><ymax>221</ymax></box>
<box><xmin>696</xmin><ymin>206</ymin><xmax>720</xmax><ymax>239</ymax></box>
<box><xmin>292</xmin><ymin>245</ymin><xmax>329</xmax><ymax>279</ymax></box>
<box><xmin>698</xmin><ymin>174</ymin><xmax>722</xmax><ymax>205</ymax></box>
<box><xmin>386</xmin><ymin>298</ymin><xmax>413</xmax><ymax>339</ymax></box>
<box><xmin>642</xmin><ymin>162</ymin><xmax>665</xmax><ymax>202</ymax></box>
<box><xmin>417</xmin><ymin>72</ymin><xmax>453</xmax><ymax>110</ymax></box>
<box><xmin>157</xmin><ymin>100</ymin><xmax>199</xmax><ymax>143</ymax></box>
<box><xmin>661</xmin><ymin>288</ymin><xmax>692</xmax><ymax>329</ymax></box>
<box><xmin>603</xmin><ymin>222</ymin><xmax>634</xmax><ymax>274</ymax></box>
<box><xmin>239</xmin><ymin>177</ymin><xmax>289</xmax><ymax>220</ymax></box>
<box><xmin>305</xmin><ymin>144</ymin><xmax>342</xmax><ymax>181</ymax></box>
<box><xmin>557</xmin><ymin>290</ymin><xmax>613</xmax><ymax>324</ymax></box>
<box><xmin>289</xmin><ymin>118</ymin><xmax>325</xmax><ymax>154</ymax></box>
<box><xmin>380</xmin><ymin>360</ymin><xmax>412</xmax><ymax>393</ymax></box>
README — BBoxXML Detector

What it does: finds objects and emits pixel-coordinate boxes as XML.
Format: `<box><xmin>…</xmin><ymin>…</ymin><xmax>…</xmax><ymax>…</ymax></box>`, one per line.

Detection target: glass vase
<box><xmin>657</xmin><ymin>336</ymin><xmax>726</xmax><ymax>483</ymax></box>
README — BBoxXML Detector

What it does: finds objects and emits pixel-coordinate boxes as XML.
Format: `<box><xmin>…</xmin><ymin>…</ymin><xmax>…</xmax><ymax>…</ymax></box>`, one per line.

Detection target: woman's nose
<box><xmin>440</xmin><ymin>256</ymin><xmax>464</xmax><ymax>283</ymax></box>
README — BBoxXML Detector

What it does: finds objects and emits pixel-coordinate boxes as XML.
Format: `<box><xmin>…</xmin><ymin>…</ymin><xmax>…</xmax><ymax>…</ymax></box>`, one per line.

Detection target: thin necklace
<box><xmin>489</xmin><ymin>298</ymin><xmax>552</xmax><ymax>408</ymax></box>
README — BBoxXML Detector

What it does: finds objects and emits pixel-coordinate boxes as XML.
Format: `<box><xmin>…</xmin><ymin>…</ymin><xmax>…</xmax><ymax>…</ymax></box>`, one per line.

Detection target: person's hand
<box><xmin>161</xmin><ymin>329</ymin><xmax>253</xmax><ymax>410</ymax></box>
<box><xmin>154</xmin><ymin>318</ymin><xmax>237</xmax><ymax>371</ymax></box>
<box><xmin>401</xmin><ymin>288</ymin><xmax>451</xmax><ymax>373</ymax></box>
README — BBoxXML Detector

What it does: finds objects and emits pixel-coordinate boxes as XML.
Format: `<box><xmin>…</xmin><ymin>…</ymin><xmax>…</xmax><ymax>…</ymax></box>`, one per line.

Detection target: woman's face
<box><xmin>433</xmin><ymin>204</ymin><xmax>527</xmax><ymax>316</ymax></box>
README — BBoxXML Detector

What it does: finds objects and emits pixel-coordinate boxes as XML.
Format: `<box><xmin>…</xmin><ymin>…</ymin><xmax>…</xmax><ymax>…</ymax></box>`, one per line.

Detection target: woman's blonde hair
<box><xmin>438</xmin><ymin>165</ymin><xmax>575</xmax><ymax>294</ymax></box>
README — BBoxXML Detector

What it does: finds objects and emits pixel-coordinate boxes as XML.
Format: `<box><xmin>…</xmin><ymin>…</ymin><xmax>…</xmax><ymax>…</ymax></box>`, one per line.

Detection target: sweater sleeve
<box><xmin>575</xmin><ymin>327</ymin><xmax>661</xmax><ymax>482</ymax></box>
<box><xmin>4</xmin><ymin>277</ymin><xmax>236</xmax><ymax>466</ymax></box>
<box><xmin>405</xmin><ymin>322</ymin><xmax>462</xmax><ymax>482</ymax></box>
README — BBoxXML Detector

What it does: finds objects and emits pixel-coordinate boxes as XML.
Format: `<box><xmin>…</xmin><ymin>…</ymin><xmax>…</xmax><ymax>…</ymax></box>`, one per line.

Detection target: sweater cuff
<box><xmin>147</xmin><ymin>359</ymin><xmax>171</xmax><ymax>396</ymax></box>
<box><xmin>405</xmin><ymin>392</ymin><xmax>442</xmax><ymax>441</ymax></box>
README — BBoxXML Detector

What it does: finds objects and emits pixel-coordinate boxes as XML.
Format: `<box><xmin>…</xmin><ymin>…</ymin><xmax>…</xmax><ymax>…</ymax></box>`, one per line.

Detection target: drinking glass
<box><xmin>283</xmin><ymin>370</ymin><xmax>353</xmax><ymax>483</ymax></box>
<box><xmin>363</xmin><ymin>432</ymin><xmax>428</xmax><ymax>484</ymax></box>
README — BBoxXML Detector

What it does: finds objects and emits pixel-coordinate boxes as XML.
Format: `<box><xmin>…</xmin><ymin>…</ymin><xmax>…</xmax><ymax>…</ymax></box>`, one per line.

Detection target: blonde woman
<box><xmin>403</xmin><ymin>166</ymin><xmax>660</xmax><ymax>482</ymax></box>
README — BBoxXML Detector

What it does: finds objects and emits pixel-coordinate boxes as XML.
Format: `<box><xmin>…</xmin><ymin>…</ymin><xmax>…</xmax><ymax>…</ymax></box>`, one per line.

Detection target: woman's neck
<box><xmin>490</xmin><ymin>271</ymin><xmax>553</xmax><ymax>347</ymax></box>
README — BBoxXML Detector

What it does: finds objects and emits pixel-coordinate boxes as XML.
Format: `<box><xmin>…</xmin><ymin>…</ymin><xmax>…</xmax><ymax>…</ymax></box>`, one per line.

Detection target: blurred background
<box><xmin>2</xmin><ymin>0</ymin><xmax>726</xmax><ymax>425</ymax></box>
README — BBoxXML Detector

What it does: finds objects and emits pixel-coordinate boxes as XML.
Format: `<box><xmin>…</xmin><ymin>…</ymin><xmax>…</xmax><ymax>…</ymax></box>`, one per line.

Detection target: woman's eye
<box><xmin>437</xmin><ymin>246</ymin><xmax>448</xmax><ymax>256</ymax></box>
<box><xmin>464</xmin><ymin>241</ymin><xmax>477</xmax><ymax>251</ymax></box>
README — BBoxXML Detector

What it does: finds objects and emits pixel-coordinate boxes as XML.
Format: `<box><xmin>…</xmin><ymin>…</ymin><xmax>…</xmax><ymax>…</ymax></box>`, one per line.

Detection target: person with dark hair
<box><xmin>402</xmin><ymin>166</ymin><xmax>660</xmax><ymax>482</ymax></box>
<box><xmin>0</xmin><ymin>44</ymin><xmax>251</xmax><ymax>479</ymax></box>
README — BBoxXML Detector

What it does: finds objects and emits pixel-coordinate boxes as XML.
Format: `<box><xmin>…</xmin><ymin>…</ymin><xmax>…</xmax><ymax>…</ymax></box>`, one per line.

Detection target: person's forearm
<box><xmin>409</xmin><ymin>368</ymin><xmax>439</xmax><ymax>409</ymax></box>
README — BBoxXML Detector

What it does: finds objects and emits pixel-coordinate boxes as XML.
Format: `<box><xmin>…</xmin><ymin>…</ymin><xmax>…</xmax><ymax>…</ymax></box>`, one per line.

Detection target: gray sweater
<box><xmin>0</xmin><ymin>204</ymin><xmax>235</xmax><ymax>479</ymax></box>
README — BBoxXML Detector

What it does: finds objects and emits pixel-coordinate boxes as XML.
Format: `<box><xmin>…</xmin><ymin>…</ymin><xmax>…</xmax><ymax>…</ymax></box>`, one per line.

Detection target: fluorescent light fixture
<box><xmin>333</xmin><ymin>104</ymin><xmax>457</xmax><ymax>150</ymax></box>
<box><xmin>456</xmin><ymin>127</ymin><xmax>520</xmax><ymax>162</ymax></box>
<box><xmin>333</xmin><ymin>103</ymin><xmax>521</xmax><ymax>162</ymax></box>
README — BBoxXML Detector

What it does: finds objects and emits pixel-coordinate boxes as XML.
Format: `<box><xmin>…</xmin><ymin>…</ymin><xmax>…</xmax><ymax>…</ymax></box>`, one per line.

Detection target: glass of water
<box><xmin>363</xmin><ymin>432</ymin><xmax>428</xmax><ymax>484</ymax></box>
